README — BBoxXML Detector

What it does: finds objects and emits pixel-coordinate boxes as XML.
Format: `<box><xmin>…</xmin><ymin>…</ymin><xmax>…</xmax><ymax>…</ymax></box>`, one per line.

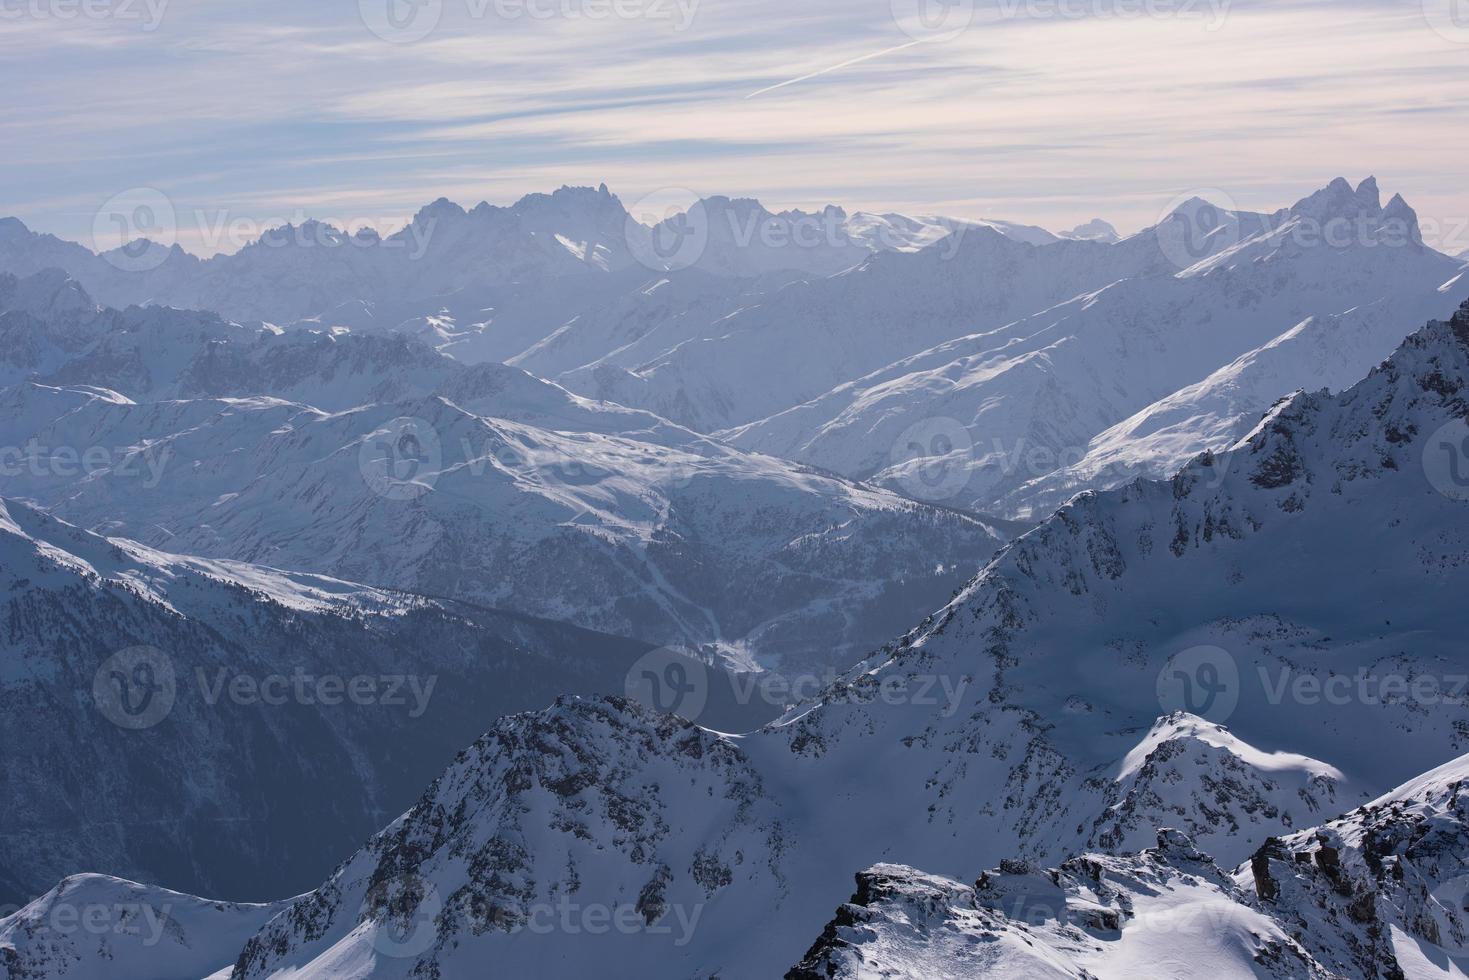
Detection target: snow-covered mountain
<box><xmin>544</xmin><ymin>193</ymin><xmax>1285</xmax><ymax>434</ymax></box>
<box><xmin>1004</xmin><ymin>282</ymin><xmax>1469</xmax><ymax>519</ymax></box>
<box><xmin>636</xmin><ymin>197</ymin><xmax>869</xmax><ymax>277</ymax></box>
<box><xmin>502</xmin><ymin>216</ymin><xmax>1140</xmax><ymax>404</ymax></box>
<box><xmin>0</xmin><ymin>270</ymin><xmax>583</xmax><ymax>410</ymax></box>
<box><xmin>789</xmin><ymin>750</ymin><xmax>1469</xmax><ymax>978</ymax></box>
<box><xmin>1241</xmin><ymin>752</ymin><xmax>1469</xmax><ymax>978</ymax></box>
<box><xmin>0</xmin><ymin>279</ymin><xmax>1005</xmax><ymax>671</ymax></box>
<box><xmin>787</xmin><ymin>835</ymin><xmax>1328</xmax><ymax>979</ymax></box>
<box><xmin>554</xmin><ymin>220</ymin><xmax>1184</xmax><ymax>432</ymax></box>
<box><xmin>0</xmin><ymin>496</ymin><xmax>777</xmax><ymax>907</ymax></box>
<box><xmin>0</xmin><ymin>188</ymin><xmax>640</xmax><ymax>324</ymax></box>
<box><xmin>27</xmin><ymin>750</ymin><xmax>1466</xmax><ymax>980</ymax></box>
<box><xmin>0</xmin><ymin>189</ymin><xmax>1082</xmax><ymax>334</ymax></box>
<box><xmin>500</xmin><ymin>266</ymin><xmax>802</xmax><ymax>379</ymax></box>
<box><xmin>0</xmin><ymin>377</ymin><xmax>1000</xmax><ymax>672</ymax></box>
<box><xmin>117</xmin><ymin>299</ymin><xmax>1469</xmax><ymax>978</ymax></box>
<box><xmin>728</xmin><ymin>178</ymin><xmax>1467</xmax><ymax>518</ymax></box>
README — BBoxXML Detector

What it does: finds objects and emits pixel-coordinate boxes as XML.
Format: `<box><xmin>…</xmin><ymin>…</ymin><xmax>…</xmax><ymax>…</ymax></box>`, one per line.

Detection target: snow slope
<box><xmin>1005</xmin><ymin>277</ymin><xmax>1469</xmax><ymax>519</ymax></box>
<box><xmin>557</xmin><ymin>219</ymin><xmax>1181</xmax><ymax>432</ymax></box>
<box><xmin>0</xmin><ymin>875</ymin><xmax>284</xmax><ymax>980</ymax></box>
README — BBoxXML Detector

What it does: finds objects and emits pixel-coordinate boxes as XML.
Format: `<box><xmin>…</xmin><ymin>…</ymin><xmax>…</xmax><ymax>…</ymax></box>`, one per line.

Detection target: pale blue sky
<box><xmin>5</xmin><ymin>0</ymin><xmax>1468</xmax><ymax>253</ymax></box>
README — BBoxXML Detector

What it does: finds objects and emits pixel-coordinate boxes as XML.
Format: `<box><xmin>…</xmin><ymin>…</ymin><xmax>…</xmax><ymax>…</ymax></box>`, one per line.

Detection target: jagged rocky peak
<box><xmin>412</xmin><ymin>195</ymin><xmax>469</xmax><ymax>224</ymax></box>
<box><xmin>791</xmin><ymin>758</ymin><xmax>1469</xmax><ymax>977</ymax></box>
<box><xmin>232</xmin><ymin>694</ymin><xmax>787</xmax><ymax>979</ymax></box>
<box><xmin>1289</xmin><ymin>175</ymin><xmax>1382</xmax><ymax>221</ymax></box>
<box><xmin>1242</xmin><ymin>753</ymin><xmax>1469</xmax><ymax>979</ymax></box>
<box><xmin>1275</xmin><ymin>175</ymin><xmax>1423</xmax><ymax>245</ymax></box>
<box><xmin>788</xmin><ymin>830</ymin><xmax>1324</xmax><ymax>978</ymax></box>
<box><xmin>510</xmin><ymin>182</ymin><xmax>630</xmax><ymax>219</ymax></box>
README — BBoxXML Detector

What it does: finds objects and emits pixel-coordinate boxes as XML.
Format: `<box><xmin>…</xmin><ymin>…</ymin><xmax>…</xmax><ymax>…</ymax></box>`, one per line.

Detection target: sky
<box><xmin>4</xmin><ymin>0</ymin><xmax>1469</xmax><ymax>255</ymax></box>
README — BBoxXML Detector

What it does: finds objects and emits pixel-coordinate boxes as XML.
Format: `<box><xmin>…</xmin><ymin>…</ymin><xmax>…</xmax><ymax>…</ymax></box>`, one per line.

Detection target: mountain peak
<box><xmin>1381</xmin><ymin>191</ymin><xmax>1424</xmax><ymax>245</ymax></box>
<box><xmin>0</xmin><ymin>215</ymin><xmax>33</xmax><ymax>239</ymax></box>
<box><xmin>1287</xmin><ymin>175</ymin><xmax>1383</xmax><ymax>223</ymax></box>
<box><xmin>411</xmin><ymin>196</ymin><xmax>467</xmax><ymax>224</ymax></box>
<box><xmin>1061</xmin><ymin>217</ymin><xmax>1120</xmax><ymax>243</ymax></box>
<box><xmin>531</xmin><ymin>183</ymin><xmax>624</xmax><ymax>207</ymax></box>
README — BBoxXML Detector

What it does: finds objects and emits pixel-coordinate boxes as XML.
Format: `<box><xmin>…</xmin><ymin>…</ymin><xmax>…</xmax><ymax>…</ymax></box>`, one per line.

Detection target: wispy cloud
<box><xmin>5</xmin><ymin>0</ymin><xmax>1467</xmax><ymax>251</ymax></box>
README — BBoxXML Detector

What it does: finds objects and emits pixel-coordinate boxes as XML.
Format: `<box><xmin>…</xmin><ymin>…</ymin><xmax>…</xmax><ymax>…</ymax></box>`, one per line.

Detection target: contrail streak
<box><xmin>745</xmin><ymin>38</ymin><xmax>927</xmax><ymax>99</ymax></box>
